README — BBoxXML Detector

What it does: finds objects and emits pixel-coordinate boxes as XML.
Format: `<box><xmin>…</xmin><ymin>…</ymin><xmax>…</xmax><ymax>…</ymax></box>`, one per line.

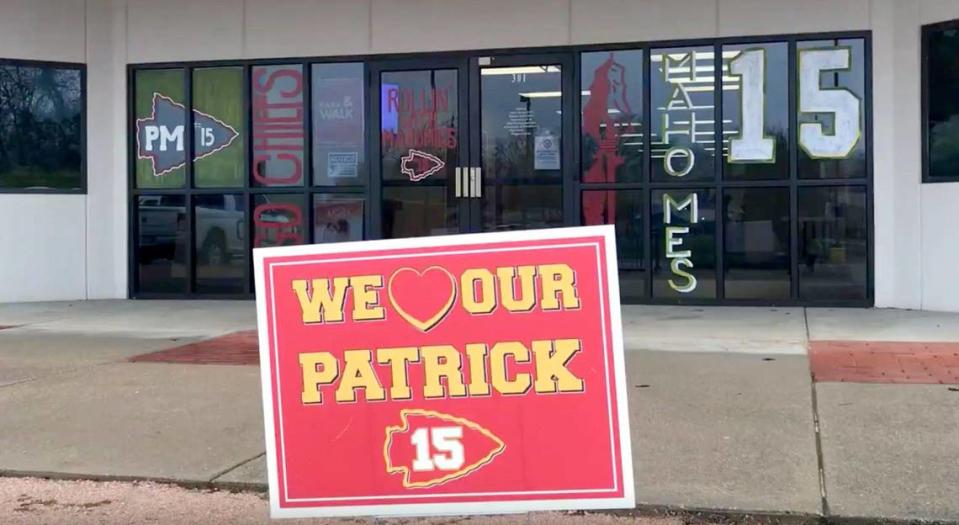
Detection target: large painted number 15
<box><xmin>729</xmin><ymin>47</ymin><xmax>861</xmax><ymax>163</ymax></box>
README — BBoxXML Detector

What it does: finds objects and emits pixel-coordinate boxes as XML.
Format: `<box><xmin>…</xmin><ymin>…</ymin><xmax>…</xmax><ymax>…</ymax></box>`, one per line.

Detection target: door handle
<box><xmin>454</xmin><ymin>167</ymin><xmax>462</xmax><ymax>198</ymax></box>
<box><xmin>470</xmin><ymin>167</ymin><xmax>482</xmax><ymax>198</ymax></box>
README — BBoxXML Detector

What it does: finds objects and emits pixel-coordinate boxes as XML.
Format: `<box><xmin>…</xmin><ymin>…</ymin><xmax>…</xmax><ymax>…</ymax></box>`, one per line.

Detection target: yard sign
<box><xmin>253</xmin><ymin>226</ymin><xmax>633</xmax><ymax>518</ymax></box>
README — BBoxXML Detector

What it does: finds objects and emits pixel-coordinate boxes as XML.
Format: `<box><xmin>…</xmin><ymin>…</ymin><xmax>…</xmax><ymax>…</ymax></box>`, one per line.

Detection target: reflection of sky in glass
<box><xmin>381</xmin><ymin>83</ymin><xmax>398</xmax><ymax>134</ymax></box>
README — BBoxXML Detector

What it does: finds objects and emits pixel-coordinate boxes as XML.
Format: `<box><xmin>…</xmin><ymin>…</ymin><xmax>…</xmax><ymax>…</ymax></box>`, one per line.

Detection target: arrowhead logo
<box><xmin>384</xmin><ymin>409</ymin><xmax>506</xmax><ymax>489</ymax></box>
<box><xmin>400</xmin><ymin>149</ymin><xmax>445</xmax><ymax>182</ymax></box>
<box><xmin>136</xmin><ymin>92</ymin><xmax>239</xmax><ymax>177</ymax></box>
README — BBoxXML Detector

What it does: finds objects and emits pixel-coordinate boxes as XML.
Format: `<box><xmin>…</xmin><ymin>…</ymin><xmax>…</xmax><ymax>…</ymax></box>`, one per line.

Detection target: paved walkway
<box><xmin>0</xmin><ymin>301</ymin><xmax>957</xmax><ymax>521</ymax></box>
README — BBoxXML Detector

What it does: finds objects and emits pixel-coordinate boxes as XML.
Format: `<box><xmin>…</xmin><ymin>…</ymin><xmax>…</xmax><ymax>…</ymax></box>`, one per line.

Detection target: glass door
<box><xmin>469</xmin><ymin>54</ymin><xmax>574</xmax><ymax>233</ymax></box>
<box><xmin>372</xmin><ymin>58</ymin><xmax>470</xmax><ymax>238</ymax></box>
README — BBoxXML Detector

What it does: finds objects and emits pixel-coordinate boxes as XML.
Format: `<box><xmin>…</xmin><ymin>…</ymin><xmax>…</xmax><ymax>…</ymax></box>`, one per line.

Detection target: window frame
<box><xmin>921</xmin><ymin>18</ymin><xmax>959</xmax><ymax>184</ymax></box>
<box><xmin>0</xmin><ymin>57</ymin><xmax>86</xmax><ymax>194</ymax></box>
<box><xmin>127</xmin><ymin>30</ymin><xmax>872</xmax><ymax>306</ymax></box>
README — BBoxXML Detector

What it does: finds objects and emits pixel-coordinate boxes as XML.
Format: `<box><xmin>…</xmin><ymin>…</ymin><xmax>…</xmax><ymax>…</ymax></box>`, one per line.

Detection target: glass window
<box><xmin>313</xmin><ymin>195</ymin><xmax>364</xmax><ymax>243</ymax></box>
<box><xmin>0</xmin><ymin>63</ymin><xmax>82</xmax><ymax>190</ymax></box>
<box><xmin>582</xmin><ymin>50</ymin><xmax>644</xmax><ymax>183</ymax></box>
<box><xmin>136</xmin><ymin>194</ymin><xmax>187</xmax><ymax>293</ymax></box>
<box><xmin>651</xmin><ymin>189</ymin><xmax>717</xmax><ymax>299</ymax></box>
<box><xmin>194</xmin><ymin>194</ymin><xmax>246</xmax><ymax>293</ymax></box>
<box><xmin>313</xmin><ymin>63</ymin><xmax>366</xmax><ymax>186</ymax></box>
<box><xmin>723</xmin><ymin>188</ymin><xmax>790</xmax><ymax>300</ymax></box>
<box><xmin>251</xmin><ymin>64</ymin><xmax>305</xmax><ymax>187</ymax></box>
<box><xmin>253</xmin><ymin>194</ymin><xmax>307</xmax><ymax>248</ymax></box>
<box><xmin>797</xmin><ymin>39</ymin><xmax>866</xmax><ymax>179</ymax></box>
<box><xmin>650</xmin><ymin>46</ymin><xmax>716</xmax><ymax>182</ymax></box>
<box><xmin>193</xmin><ymin>67</ymin><xmax>244</xmax><ymax>188</ymax></box>
<box><xmin>382</xmin><ymin>186</ymin><xmax>457</xmax><ymax>238</ymax></box>
<box><xmin>583</xmin><ymin>190</ymin><xmax>646</xmax><ymax>301</ymax></box>
<box><xmin>136</xmin><ymin>69</ymin><xmax>186</xmax><ymax>188</ymax></box>
<box><xmin>925</xmin><ymin>22</ymin><xmax>959</xmax><ymax>181</ymax></box>
<box><xmin>483</xmin><ymin>184</ymin><xmax>563</xmax><ymax>231</ymax></box>
<box><xmin>798</xmin><ymin>186</ymin><xmax>868</xmax><ymax>301</ymax></box>
<box><xmin>722</xmin><ymin>42</ymin><xmax>789</xmax><ymax>180</ymax></box>
<box><xmin>381</xmin><ymin>69</ymin><xmax>458</xmax><ymax>183</ymax></box>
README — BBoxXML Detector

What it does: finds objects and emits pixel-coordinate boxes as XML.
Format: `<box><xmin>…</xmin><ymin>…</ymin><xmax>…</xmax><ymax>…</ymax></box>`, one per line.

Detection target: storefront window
<box><xmin>129</xmin><ymin>32</ymin><xmax>871</xmax><ymax>305</ymax></box>
<box><xmin>582</xmin><ymin>50</ymin><xmax>644</xmax><ymax>184</ymax></box>
<box><xmin>193</xmin><ymin>67</ymin><xmax>244</xmax><ymax>188</ymax></box>
<box><xmin>135</xmin><ymin>69</ymin><xmax>186</xmax><ymax>189</ymax></box>
<box><xmin>723</xmin><ymin>188</ymin><xmax>790</xmax><ymax>299</ymax></box>
<box><xmin>924</xmin><ymin>20</ymin><xmax>959</xmax><ymax>182</ymax></box>
<box><xmin>797</xmin><ymin>39</ymin><xmax>866</xmax><ymax>179</ymax></box>
<box><xmin>251</xmin><ymin>64</ymin><xmax>305</xmax><ymax>187</ymax></box>
<box><xmin>651</xmin><ymin>46</ymin><xmax>715</xmax><ymax>182</ymax></box>
<box><xmin>651</xmin><ymin>189</ymin><xmax>717</xmax><ymax>299</ymax></box>
<box><xmin>313</xmin><ymin>195</ymin><xmax>364</xmax><ymax>243</ymax></box>
<box><xmin>0</xmin><ymin>61</ymin><xmax>83</xmax><ymax>191</ymax></box>
<box><xmin>583</xmin><ymin>190</ymin><xmax>646</xmax><ymax>301</ymax></box>
<box><xmin>798</xmin><ymin>186</ymin><xmax>868</xmax><ymax>301</ymax></box>
<box><xmin>136</xmin><ymin>194</ymin><xmax>187</xmax><ymax>293</ymax></box>
<box><xmin>194</xmin><ymin>194</ymin><xmax>246</xmax><ymax>293</ymax></box>
<box><xmin>313</xmin><ymin>63</ymin><xmax>366</xmax><ymax>186</ymax></box>
<box><xmin>722</xmin><ymin>43</ymin><xmax>789</xmax><ymax>180</ymax></box>
<box><xmin>253</xmin><ymin>194</ymin><xmax>307</xmax><ymax>248</ymax></box>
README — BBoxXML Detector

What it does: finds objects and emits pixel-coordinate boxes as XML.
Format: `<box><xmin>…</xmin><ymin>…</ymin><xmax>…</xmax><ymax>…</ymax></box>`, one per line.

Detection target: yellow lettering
<box><xmin>532</xmin><ymin>339</ymin><xmax>584</xmax><ymax>393</ymax></box>
<box><xmin>498</xmin><ymin>266</ymin><xmax>537</xmax><ymax>312</ymax></box>
<box><xmin>299</xmin><ymin>352</ymin><xmax>338</xmax><ymax>404</ymax></box>
<box><xmin>422</xmin><ymin>345</ymin><xmax>467</xmax><ymax>398</ymax></box>
<box><xmin>351</xmin><ymin>275</ymin><xmax>385</xmax><ymax>321</ymax></box>
<box><xmin>335</xmin><ymin>350</ymin><xmax>385</xmax><ymax>402</ymax></box>
<box><xmin>489</xmin><ymin>341</ymin><xmax>531</xmax><ymax>395</ymax></box>
<box><xmin>461</xmin><ymin>268</ymin><xmax>496</xmax><ymax>314</ymax></box>
<box><xmin>539</xmin><ymin>264</ymin><xmax>580</xmax><ymax>310</ymax></box>
<box><xmin>465</xmin><ymin>343</ymin><xmax>490</xmax><ymax>396</ymax></box>
<box><xmin>291</xmin><ymin>278</ymin><xmax>349</xmax><ymax>323</ymax></box>
<box><xmin>376</xmin><ymin>347</ymin><xmax>419</xmax><ymax>400</ymax></box>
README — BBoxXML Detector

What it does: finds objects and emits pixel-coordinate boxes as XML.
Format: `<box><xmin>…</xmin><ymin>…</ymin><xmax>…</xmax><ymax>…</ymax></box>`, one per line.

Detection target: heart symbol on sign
<box><xmin>388</xmin><ymin>266</ymin><xmax>457</xmax><ymax>332</ymax></box>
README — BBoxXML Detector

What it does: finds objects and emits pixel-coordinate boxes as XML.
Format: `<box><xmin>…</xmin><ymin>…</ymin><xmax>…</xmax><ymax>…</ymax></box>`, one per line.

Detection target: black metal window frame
<box><xmin>921</xmin><ymin>18</ymin><xmax>959</xmax><ymax>184</ymax></box>
<box><xmin>127</xmin><ymin>29</ymin><xmax>873</xmax><ymax>306</ymax></box>
<box><xmin>0</xmin><ymin>57</ymin><xmax>86</xmax><ymax>194</ymax></box>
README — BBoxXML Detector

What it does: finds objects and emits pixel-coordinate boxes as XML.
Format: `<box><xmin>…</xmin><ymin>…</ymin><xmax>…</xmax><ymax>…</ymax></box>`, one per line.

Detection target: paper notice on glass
<box><xmin>328</xmin><ymin>151</ymin><xmax>358</xmax><ymax>178</ymax></box>
<box><xmin>534</xmin><ymin>132</ymin><xmax>560</xmax><ymax>170</ymax></box>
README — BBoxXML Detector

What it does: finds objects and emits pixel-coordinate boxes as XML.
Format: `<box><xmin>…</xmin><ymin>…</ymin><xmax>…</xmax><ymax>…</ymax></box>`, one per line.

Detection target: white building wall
<box><xmin>0</xmin><ymin>0</ymin><xmax>955</xmax><ymax>310</ymax></box>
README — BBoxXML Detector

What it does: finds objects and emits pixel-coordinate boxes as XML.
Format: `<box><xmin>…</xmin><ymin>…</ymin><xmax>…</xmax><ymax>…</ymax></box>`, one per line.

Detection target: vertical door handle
<box><xmin>469</xmin><ymin>167</ymin><xmax>482</xmax><ymax>198</ymax></box>
<box><xmin>454</xmin><ymin>167</ymin><xmax>462</xmax><ymax>198</ymax></box>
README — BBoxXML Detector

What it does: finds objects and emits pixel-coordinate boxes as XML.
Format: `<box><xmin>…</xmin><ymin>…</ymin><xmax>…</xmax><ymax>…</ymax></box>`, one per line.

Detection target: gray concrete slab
<box><xmin>628</xmin><ymin>350</ymin><xmax>821</xmax><ymax>513</ymax></box>
<box><xmin>0</xmin><ymin>331</ymin><xmax>197</xmax><ymax>386</ymax></box>
<box><xmin>213</xmin><ymin>454</ymin><xmax>266</xmax><ymax>487</ymax></box>
<box><xmin>0</xmin><ymin>362</ymin><xmax>263</xmax><ymax>483</ymax></box>
<box><xmin>622</xmin><ymin>306</ymin><xmax>808</xmax><ymax>355</ymax></box>
<box><xmin>807</xmin><ymin>307</ymin><xmax>959</xmax><ymax>342</ymax></box>
<box><xmin>0</xmin><ymin>300</ymin><xmax>256</xmax><ymax>339</ymax></box>
<box><xmin>816</xmin><ymin>383</ymin><xmax>959</xmax><ymax>521</ymax></box>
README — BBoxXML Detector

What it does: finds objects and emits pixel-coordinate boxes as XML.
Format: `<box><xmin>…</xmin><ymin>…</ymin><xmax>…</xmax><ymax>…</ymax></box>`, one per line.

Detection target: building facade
<box><xmin>0</xmin><ymin>0</ymin><xmax>956</xmax><ymax>311</ymax></box>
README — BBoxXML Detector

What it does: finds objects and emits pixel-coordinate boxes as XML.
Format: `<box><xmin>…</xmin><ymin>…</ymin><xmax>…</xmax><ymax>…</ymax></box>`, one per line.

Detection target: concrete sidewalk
<box><xmin>0</xmin><ymin>301</ymin><xmax>957</xmax><ymax>521</ymax></box>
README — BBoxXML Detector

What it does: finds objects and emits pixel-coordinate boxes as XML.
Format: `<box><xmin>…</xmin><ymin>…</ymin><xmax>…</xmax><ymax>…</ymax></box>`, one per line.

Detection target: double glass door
<box><xmin>373</xmin><ymin>54</ymin><xmax>572</xmax><ymax>238</ymax></box>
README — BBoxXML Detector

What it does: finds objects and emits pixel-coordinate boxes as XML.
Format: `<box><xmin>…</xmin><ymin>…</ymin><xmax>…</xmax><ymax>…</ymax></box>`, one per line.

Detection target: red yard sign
<box><xmin>253</xmin><ymin>226</ymin><xmax>633</xmax><ymax>519</ymax></box>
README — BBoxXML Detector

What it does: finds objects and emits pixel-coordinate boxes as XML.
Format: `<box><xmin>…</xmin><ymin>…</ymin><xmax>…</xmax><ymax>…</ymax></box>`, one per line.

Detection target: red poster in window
<box><xmin>253</xmin><ymin>226</ymin><xmax>633</xmax><ymax>519</ymax></box>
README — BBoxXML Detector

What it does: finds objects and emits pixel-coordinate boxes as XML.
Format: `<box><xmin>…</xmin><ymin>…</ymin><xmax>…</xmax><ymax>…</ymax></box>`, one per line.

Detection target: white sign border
<box><xmin>253</xmin><ymin>225</ymin><xmax>634</xmax><ymax>519</ymax></box>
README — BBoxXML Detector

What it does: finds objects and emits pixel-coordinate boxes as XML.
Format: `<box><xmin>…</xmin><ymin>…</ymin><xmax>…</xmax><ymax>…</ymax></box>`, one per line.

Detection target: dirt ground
<box><xmin>0</xmin><ymin>476</ymin><xmax>812</xmax><ymax>525</ymax></box>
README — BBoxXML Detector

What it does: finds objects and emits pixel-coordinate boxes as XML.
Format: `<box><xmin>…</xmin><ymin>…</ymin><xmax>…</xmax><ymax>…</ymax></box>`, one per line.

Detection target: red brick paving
<box><xmin>129</xmin><ymin>330</ymin><xmax>259</xmax><ymax>366</ymax></box>
<box><xmin>809</xmin><ymin>340</ymin><xmax>959</xmax><ymax>384</ymax></box>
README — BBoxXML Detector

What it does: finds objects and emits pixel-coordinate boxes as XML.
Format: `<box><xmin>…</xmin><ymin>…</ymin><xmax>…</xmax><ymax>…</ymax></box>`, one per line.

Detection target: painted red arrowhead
<box><xmin>400</xmin><ymin>149</ymin><xmax>446</xmax><ymax>182</ymax></box>
<box><xmin>384</xmin><ymin>409</ymin><xmax>505</xmax><ymax>489</ymax></box>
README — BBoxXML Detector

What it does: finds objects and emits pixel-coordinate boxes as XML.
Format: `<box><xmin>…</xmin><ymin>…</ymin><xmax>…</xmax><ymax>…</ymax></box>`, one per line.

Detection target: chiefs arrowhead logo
<box><xmin>384</xmin><ymin>409</ymin><xmax>505</xmax><ymax>489</ymax></box>
<box><xmin>400</xmin><ymin>149</ymin><xmax>445</xmax><ymax>182</ymax></box>
<box><xmin>136</xmin><ymin>92</ymin><xmax>239</xmax><ymax>177</ymax></box>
